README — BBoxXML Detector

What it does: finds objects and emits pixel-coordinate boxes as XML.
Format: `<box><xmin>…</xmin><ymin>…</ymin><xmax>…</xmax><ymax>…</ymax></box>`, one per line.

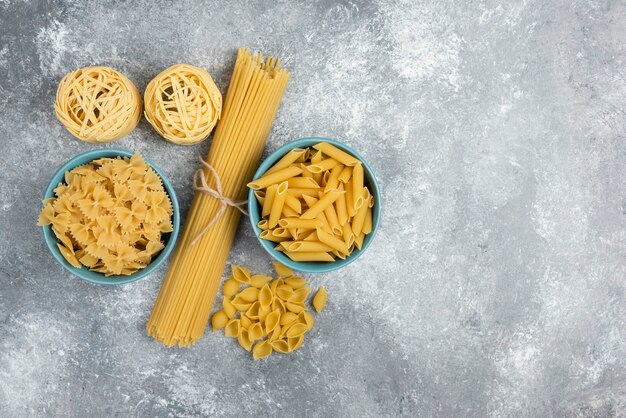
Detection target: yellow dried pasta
<box><xmin>210</xmin><ymin>263</ymin><xmax>328</xmax><ymax>360</ymax></box>
<box><xmin>38</xmin><ymin>153</ymin><xmax>173</xmax><ymax>276</ymax></box>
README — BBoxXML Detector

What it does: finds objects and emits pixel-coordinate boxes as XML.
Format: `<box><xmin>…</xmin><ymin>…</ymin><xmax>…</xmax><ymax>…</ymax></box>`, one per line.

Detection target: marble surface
<box><xmin>1</xmin><ymin>0</ymin><xmax>626</xmax><ymax>416</ymax></box>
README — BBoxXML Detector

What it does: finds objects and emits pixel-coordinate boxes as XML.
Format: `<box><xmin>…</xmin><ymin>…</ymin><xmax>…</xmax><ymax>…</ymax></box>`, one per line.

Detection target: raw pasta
<box><xmin>211</xmin><ymin>263</ymin><xmax>325</xmax><ymax>360</ymax></box>
<box><xmin>144</xmin><ymin>64</ymin><xmax>222</xmax><ymax>145</ymax></box>
<box><xmin>147</xmin><ymin>49</ymin><xmax>289</xmax><ymax>347</ymax></box>
<box><xmin>37</xmin><ymin>153</ymin><xmax>173</xmax><ymax>276</ymax></box>
<box><xmin>249</xmin><ymin>142</ymin><xmax>375</xmax><ymax>262</ymax></box>
<box><xmin>54</xmin><ymin>66</ymin><xmax>142</xmax><ymax>143</ymax></box>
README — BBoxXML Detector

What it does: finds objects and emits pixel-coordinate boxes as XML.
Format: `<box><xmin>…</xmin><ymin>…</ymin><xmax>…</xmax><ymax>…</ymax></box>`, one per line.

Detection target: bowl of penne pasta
<box><xmin>248</xmin><ymin>138</ymin><xmax>381</xmax><ymax>273</ymax></box>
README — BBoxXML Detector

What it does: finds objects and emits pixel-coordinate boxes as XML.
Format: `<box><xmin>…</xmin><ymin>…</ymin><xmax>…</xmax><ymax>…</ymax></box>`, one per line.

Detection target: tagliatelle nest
<box><xmin>143</xmin><ymin>64</ymin><xmax>222</xmax><ymax>145</ymax></box>
<box><xmin>54</xmin><ymin>66</ymin><xmax>143</xmax><ymax>143</ymax></box>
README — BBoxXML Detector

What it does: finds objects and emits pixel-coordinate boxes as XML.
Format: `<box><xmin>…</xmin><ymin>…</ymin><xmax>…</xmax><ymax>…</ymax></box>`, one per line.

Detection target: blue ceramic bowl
<box><xmin>41</xmin><ymin>148</ymin><xmax>180</xmax><ymax>285</ymax></box>
<box><xmin>248</xmin><ymin>138</ymin><xmax>381</xmax><ymax>273</ymax></box>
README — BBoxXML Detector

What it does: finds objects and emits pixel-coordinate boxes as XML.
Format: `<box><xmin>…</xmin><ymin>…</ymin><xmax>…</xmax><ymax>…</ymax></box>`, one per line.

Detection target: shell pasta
<box><xmin>248</xmin><ymin>142</ymin><xmax>374</xmax><ymax>262</ymax></box>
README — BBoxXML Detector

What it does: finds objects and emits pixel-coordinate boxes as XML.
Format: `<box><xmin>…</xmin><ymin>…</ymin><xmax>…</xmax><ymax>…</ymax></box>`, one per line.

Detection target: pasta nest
<box><xmin>143</xmin><ymin>64</ymin><xmax>222</xmax><ymax>145</ymax></box>
<box><xmin>54</xmin><ymin>66</ymin><xmax>142</xmax><ymax>143</ymax></box>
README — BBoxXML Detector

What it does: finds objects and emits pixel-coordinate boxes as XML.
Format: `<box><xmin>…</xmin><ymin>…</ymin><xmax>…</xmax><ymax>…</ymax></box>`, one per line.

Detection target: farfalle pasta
<box><xmin>38</xmin><ymin>153</ymin><xmax>173</xmax><ymax>276</ymax></box>
<box><xmin>211</xmin><ymin>262</ymin><xmax>326</xmax><ymax>361</ymax></box>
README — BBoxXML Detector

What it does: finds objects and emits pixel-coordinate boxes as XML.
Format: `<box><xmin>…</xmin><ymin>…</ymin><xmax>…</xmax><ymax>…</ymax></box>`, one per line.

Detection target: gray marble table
<box><xmin>1</xmin><ymin>0</ymin><xmax>625</xmax><ymax>416</ymax></box>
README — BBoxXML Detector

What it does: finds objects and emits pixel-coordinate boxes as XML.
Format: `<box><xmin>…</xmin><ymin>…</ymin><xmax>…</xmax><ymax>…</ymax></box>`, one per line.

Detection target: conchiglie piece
<box><xmin>288</xmin><ymin>335</ymin><xmax>305</xmax><ymax>351</ymax></box>
<box><xmin>270</xmin><ymin>339</ymin><xmax>290</xmax><ymax>354</ymax></box>
<box><xmin>57</xmin><ymin>243</ymin><xmax>81</xmax><ymax>268</ymax></box>
<box><xmin>268</xmin><ymin>325</ymin><xmax>282</xmax><ymax>341</ymax></box>
<box><xmin>232</xmin><ymin>265</ymin><xmax>251</xmax><ymax>283</ymax></box>
<box><xmin>285</xmin><ymin>302</ymin><xmax>305</xmax><ymax>314</ymax></box>
<box><xmin>280</xmin><ymin>312</ymin><xmax>298</xmax><ymax>326</ymax></box>
<box><xmin>272</xmin><ymin>297</ymin><xmax>286</xmax><ymax>315</ymax></box>
<box><xmin>299</xmin><ymin>311</ymin><xmax>315</xmax><ymax>330</ymax></box>
<box><xmin>265</xmin><ymin>310</ymin><xmax>281</xmax><ymax>333</ymax></box>
<box><xmin>252</xmin><ymin>340</ymin><xmax>273</xmax><ymax>361</ymax></box>
<box><xmin>312</xmin><ymin>286</ymin><xmax>328</xmax><ymax>313</ymax></box>
<box><xmin>231</xmin><ymin>296</ymin><xmax>252</xmax><ymax>312</ymax></box>
<box><xmin>258</xmin><ymin>284</ymin><xmax>273</xmax><ymax>310</ymax></box>
<box><xmin>222</xmin><ymin>298</ymin><xmax>236</xmax><ymax>318</ymax></box>
<box><xmin>240</xmin><ymin>315</ymin><xmax>252</xmax><ymax>329</ymax></box>
<box><xmin>270</xmin><ymin>278</ymin><xmax>283</xmax><ymax>294</ymax></box>
<box><xmin>286</xmin><ymin>322</ymin><xmax>307</xmax><ymax>339</ymax></box>
<box><xmin>224</xmin><ymin>319</ymin><xmax>240</xmax><ymax>337</ymax></box>
<box><xmin>288</xmin><ymin>287</ymin><xmax>311</xmax><ymax>304</ymax></box>
<box><xmin>211</xmin><ymin>311</ymin><xmax>228</xmax><ymax>331</ymax></box>
<box><xmin>238</xmin><ymin>329</ymin><xmax>253</xmax><ymax>352</ymax></box>
<box><xmin>283</xmin><ymin>276</ymin><xmax>308</xmax><ymax>289</ymax></box>
<box><xmin>237</xmin><ymin>287</ymin><xmax>259</xmax><ymax>303</ymax></box>
<box><xmin>250</xmin><ymin>274</ymin><xmax>272</xmax><ymax>288</ymax></box>
<box><xmin>276</xmin><ymin>285</ymin><xmax>294</xmax><ymax>300</ymax></box>
<box><xmin>258</xmin><ymin>305</ymin><xmax>271</xmax><ymax>323</ymax></box>
<box><xmin>272</xmin><ymin>261</ymin><xmax>293</xmax><ymax>277</ymax></box>
<box><xmin>248</xmin><ymin>322</ymin><xmax>263</xmax><ymax>341</ymax></box>
<box><xmin>222</xmin><ymin>278</ymin><xmax>240</xmax><ymax>297</ymax></box>
<box><xmin>246</xmin><ymin>301</ymin><xmax>261</xmax><ymax>320</ymax></box>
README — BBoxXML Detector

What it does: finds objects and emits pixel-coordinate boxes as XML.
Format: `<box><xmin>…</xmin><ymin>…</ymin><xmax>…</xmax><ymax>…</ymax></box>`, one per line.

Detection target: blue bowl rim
<box><xmin>41</xmin><ymin>147</ymin><xmax>181</xmax><ymax>286</ymax></box>
<box><xmin>248</xmin><ymin>137</ymin><xmax>381</xmax><ymax>273</ymax></box>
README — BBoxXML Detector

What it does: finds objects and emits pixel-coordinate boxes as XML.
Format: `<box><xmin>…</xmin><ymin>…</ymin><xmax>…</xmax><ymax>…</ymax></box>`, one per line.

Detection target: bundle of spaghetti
<box><xmin>147</xmin><ymin>48</ymin><xmax>290</xmax><ymax>347</ymax></box>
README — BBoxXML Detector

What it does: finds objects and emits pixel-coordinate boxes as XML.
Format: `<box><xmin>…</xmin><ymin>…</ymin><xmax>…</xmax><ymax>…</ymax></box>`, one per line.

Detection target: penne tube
<box><xmin>282</xmin><ymin>205</ymin><xmax>299</xmax><ymax>218</ymax></box>
<box><xmin>260</xmin><ymin>230</ymin><xmax>288</xmax><ymax>243</ymax></box>
<box><xmin>301</xmin><ymin>163</ymin><xmax>313</xmax><ymax>178</ymax></box>
<box><xmin>257</xmin><ymin>219</ymin><xmax>269</xmax><ymax>230</ymax></box>
<box><xmin>254</xmin><ymin>190</ymin><xmax>266</xmax><ymax>206</ymax></box>
<box><xmin>312</xmin><ymin>171</ymin><xmax>323</xmax><ymax>186</ymax></box>
<box><xmin>284</xmin><ymin>193</ymin><xmax>302</xmax><ymax>213</ymax></box>
<box><xmin>271</xmin><ymin>228</ymin><xmax>292</xmax><ymax>238</ymax></box>
<box><xmin>332</xmin><ymin>250</ymin><xmax>347</xmax><ymax>260</ymax></box>
<box><xmin>337</xmin><ymin>166</ymin><xmax>353</xmax><ymax>183</ymax></box>
<box><xmin>323</xmin><ymin>202</ymin><xmax>342</xmax><ymax>235</ymax></box>
<box><xmin>351</xmin><ymin>196</ymin><xmax>368</xmax><ymax>236</ymax></box>
<box><xmin>353</xmin><ymin>187</ymin><xmax>367</xmax><ymax>213</ymax></box>
<box><xmin>335</xmin><ymin>183</ymin><xmax>348</xmax><ymax>225</ymax></box>
<box><xmin>287</xmin><ymin>177</ymin><xmax>320</xmax><ymax>189</ymax></box>
<box><xmin>310</xmin><ymin>150</ymin><xmax>323</xmax><ymax>163</ymax></box>
<box><xmin>316</xmin><ymin>227</ymin><xmax>350</xmax><ymax>255</ymax></box>
<box><xmin>313</xmin><ymin>142</ymin><xmax>360</xmax><ymax>166</ymax></box>
<box><xmin>316</xmin><ymin>210</ymin><xmax>334</xmax><ymax>235</ymax></box>
<box><xmin>352</xmin><ymin>163</ymin><xmax>364</xmax><ymax>204</ymax></box>
<box><xmin>301</xmin><ymin>190</ymin><xmax>345</xmax><ymax>219</ymax></box>
<box><xmin>262</xmin><ymin>184</ymin><xmax>278</xmax><ymax>218</ymax></box>
<box><xmin>264</xmin><ymin>148</ymin><xmax>307</xmax><ymax>175</ymax></box>
<box><xmin>288</xmin><ymin>228</ymin><xmax>299</xmax><ymax>239</ymax></box>
<box><xmin>303</xmin><ymin>230</ymin><xmax>319</xmax><ymax>241</ymax></box>
<box><xmin>287</xmin><ymin>188</ymin><xmax>323</xmax><ymax>198</ymax></box>
<box><xmin>307</xmin><ymin>158</ymin><xmax>340</xmax><ymax>174</ymax></box>
<box><xmin>275</xmin><ymin>243</ymin><xmax>286</xmax><ymax>252</ymax></box>
<box><xmin>285</xmin><ymin>241</ymin><xmax>334</xmax><ymax>252</ymax></box>
<box><xmin>279</xmin><ymin>218</ymin><xmax>323</xmax><ymax>229</ymax></box>
<box><xmin>354</xmin><ymin>232</ymin><xmax>365</xmax><ymax>250</ymax></box>
<box><xmin>324</xmin><ymin>164</ymin><xmax>344</xmax><ymax>192</ymax></box>
<box><xmin>362</xmin><ymin>206</ymin><xmax>373</xmax><ymax>234</ymax></box>
<box><xmin>342</xmin><ymin>222</ymin><xmax>354</xmax><ymax>247</ymax></box>
<box><xmin>285</xmin><ymin>251</ymin><xmax>335</xmax><ymax>262</ymax></box>
<box><xmin>248</xmin><ymin>166</ymin><xmax>302</xmax><ymax>190</ymax></box>
<box><xmin>268</xmin><ymin>181</ymin><xmax>288</xmax><ymax>228</ymax></box>
<box><xmin>345</xmin><ymin>180</ymin><xmax>356</xmax><ymax>217</ymax></box>
<box><xmin>368</xmin><ymin>194</ymin><xmax>375</xmax><ymax>208</ymax></box>
<box><xmin>321</xmin><ymin>170</ymin><xmax>330</xmax><ymax>187</ymax></box>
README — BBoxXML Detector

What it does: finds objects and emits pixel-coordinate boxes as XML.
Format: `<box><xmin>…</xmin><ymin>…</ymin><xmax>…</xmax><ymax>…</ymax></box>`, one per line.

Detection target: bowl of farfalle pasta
<box><xmin>248</xmin><ymin>138</ymin><xmax>381</xmax><ymax>273</ymax></box>
<box><xmin>38</xmin><ymin>148</ymin><xmax>180</xmax><ymax>285</ymax></box>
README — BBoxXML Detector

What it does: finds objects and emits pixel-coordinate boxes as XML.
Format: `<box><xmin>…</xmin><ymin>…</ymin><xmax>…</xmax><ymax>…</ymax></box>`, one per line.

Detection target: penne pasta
<box><xmin>324</xmin><ymin>164</ymin><xmax>344</xmax><ymax>192</ymax></box>
<box><xmin>300</xmin><ymin>190</ymin><xmax>345</xmax><ymax>220</ymax></box>
<box><xmin>323</xmin><ymin>202</ymin><xmax>342</xmax><ymax>235</ymax></box>
<box><xmin>287</xmin><ymin>188</ymin><xmax>323</xmax><ymax>198</ymax></box>
<box><xmin>344</xmin><ymin>180</ymin><xmax>356</xmax><ymax>217</ymax></box>
<box><xmin>354</xmin><ymin>232</ymin><xmax>365</xmax><ymax>250</ymax></box>
<box><xmin>337</xmin><ymin>165</ymin><xmax>353</xmax><ymax>183</ymax></box>
<box><xmin>351</xmin><ymin>191</ymin><xmax>369</xmax><ymax>236</ymax></box>
<box><xmin>254</xmin><ymin>190</ymin><xmax>265</xmax><ymax>206</ymax></box>
<box><xmin>362</xmin><ymin>206</ymin><xmax>373</xmax><ymax>234</ymax></box>
<box><xmin>285</xmin><ymin>251</ymin><xmax>335</xmax><ymax>262</ymax></box>
<box><xmin>352</xmin><ymin>163</ymin><xmax>364</xmax><ymax>205</ymax></box>
<box><xmin>279</xmin><ymin>218</ymin><xmax>323</xmax><ymax>229</ymax></box>
<box><xmin>287</xmin><ymin>177</ymin><xmax>319</xmax><ymax>189</ymax></box>
<box><xmin>316</xmin><ymin>227</ymin><xmax>349</xmax><ymax>255</ymax></box>
<box><xmin>268</xmin><ymin>181</ymin><xmax>288</xmax><ymax>228</ymax></box>
<box><xmin>257</xmin><ymin>219</ymin><xmax>269</xmax><ymax>230</ymax></box>
<box><xmin>264</xmin><ymin>148</ymin><xmax>307</xmax><ymax>175</ymax></box>
<box><xmin>313</xmin><ymin>142</ymin><xmax>360</xmax><ymax>166</ymax></box>
<box><xmin>285</xmin><ymin>241</ymin><xmax>334</xmax><ymax>252</ymax></box>
<box><xmin>301</xmin><ymin>163</ymin><xmax>313</xmax><ymax>178</ymax></box>
<box><xmin>302</xmin><ymin>230</ymin><xmax>318</xmax><ymax>241</ymax></box>
<box><xmin>271</xmin><ymin>228</ymin><xmax>292</xmax><ymax>238</ymax></box>
<box><xmin>284</xmin><ymin>193</ymin><xmax>302</xmax><ymax>213</ymax></box>
<box><xmin>262</xmin><ymin>184</ymin><xmax>278</xmax><ymax>218</ymax></box>
<box><xmin>307</xmin><ymin>158</ymin><xmax>340</xmax><ymax>174</ymax></box>
<box><xmin>342</xmin><ymin>222</ymin><xmax>354</xmax><ymax>247</ymax></box>
<box><xmin>248</xmin><ymin>166</ymin><xmax>302</xmax><ymax>190</ymax></box>
<box><xmin>259</xmin><ymin>230</ymin><xmax>288</xmax><ymax>243</ymax></box>
<box><xmin>335</xmin><ymin>183</ymin><xmax>348</xmax><ymax>225</ymax></box>
<box><xmin>281</xmin><ymin>205</ymin><xmax>299</xmax><ymax>218</ymax></box>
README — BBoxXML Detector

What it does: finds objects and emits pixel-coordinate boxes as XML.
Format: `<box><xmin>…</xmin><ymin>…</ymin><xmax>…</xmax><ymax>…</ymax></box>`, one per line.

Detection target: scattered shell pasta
<box><xmin>211</xmin><ymin>263</ymin><xmax>328</xmax><ymax>360</ymax></box>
